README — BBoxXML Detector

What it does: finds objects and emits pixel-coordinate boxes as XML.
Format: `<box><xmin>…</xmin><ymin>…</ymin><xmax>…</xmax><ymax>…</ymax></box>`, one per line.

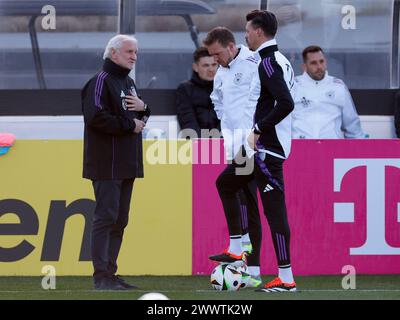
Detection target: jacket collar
<box><xmin>256</xmin><ymin>38</ymin><xmax>277</xmax><ymax>52</ymax></box>
<box><xmin>227</xmin><ymin>45</ymin><xmax>249</xmax><ymax>68</ymax></box>
<box><xmin>301</xmin><ymin>71</ymin><xmax>330</xmax><ymax>85</ymax></box>
<box><xmin>256</xmin><ymin>39</ymin><xmax>278</xmax><ymax>58</ymax></box>
<box><xmin>103</xmin><ymin>58</ymin><xmax>131</xmax><ymax>78</ymax></box>
<box><xmin>191</xmin><ymin>72</ymin><xmax>213</xmax><ymax>89</ymax></box>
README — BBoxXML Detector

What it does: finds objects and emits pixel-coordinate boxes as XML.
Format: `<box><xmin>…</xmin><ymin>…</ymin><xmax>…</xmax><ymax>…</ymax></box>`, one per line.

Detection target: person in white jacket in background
<box><xmin>292</xmin><ymin>45</ymin><xmax>365</xmax><ymax>139</ymax></box>
<box><xmin>204</xmin><ymin>27</ymin><xmax>263</xmax><ymax>288</ymax></box>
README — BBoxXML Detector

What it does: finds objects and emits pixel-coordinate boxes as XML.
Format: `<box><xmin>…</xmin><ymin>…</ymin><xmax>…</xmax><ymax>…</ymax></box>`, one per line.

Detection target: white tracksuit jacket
<box><xmin>292</xmin><ymin>72</ymin><xmax>365</xmax><ymax>139</ymax></box>
<box><xmin>210</xmin><ymin>45</ymin><xmax>259</xmax><ymax>160</ymax></box>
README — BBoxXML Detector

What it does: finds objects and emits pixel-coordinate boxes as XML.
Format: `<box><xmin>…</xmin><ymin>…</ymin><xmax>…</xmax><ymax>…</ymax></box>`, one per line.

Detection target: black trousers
<box><xmin>216</xmin><ymin>164</ymin><xmax>262</xmax><ymax>266</ymax></box>
<box><xmin>91</xmin><ymin>179</ymin><xmax>134</xmax><ymax>281</ymax></box>
<box><xmin>216</xmin><ymin>152</ymin><xmax>291</xmax><ymax>267</ymax></box>
<box><xmin>254</xmin><ymin>152</ymin><xmax>291</xmax><ymax>267</ymax></box>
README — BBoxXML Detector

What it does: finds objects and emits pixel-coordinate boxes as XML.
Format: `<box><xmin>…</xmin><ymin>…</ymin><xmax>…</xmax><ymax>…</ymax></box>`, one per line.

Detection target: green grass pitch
<box><xmin>0</xmin><ymin>275</ymin><xmax>399</xmax><ymax>300</ymax></box>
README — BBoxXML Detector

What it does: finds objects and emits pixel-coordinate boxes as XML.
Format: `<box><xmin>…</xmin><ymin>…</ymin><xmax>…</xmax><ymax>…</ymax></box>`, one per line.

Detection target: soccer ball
<box><xmin>138</xmin><ymin>292</ymin><xmax>169</xmax><ymax>300</ymax></box>
<box><xmin>210</xmin><ymin>264</ymin><xmax>242</xmax><ymax>291</ymax></box>
<box><xmin>237</xmin><ymin>265</ymin><xmax>251</xmax><ymax>289</ymax></box>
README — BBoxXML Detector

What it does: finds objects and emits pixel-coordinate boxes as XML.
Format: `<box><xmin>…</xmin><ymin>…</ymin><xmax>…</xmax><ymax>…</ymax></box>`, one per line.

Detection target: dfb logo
<box><xmin>334</xmin><ymin>159</ymin><xmax>400</xmax><ymax>255</ymax></box>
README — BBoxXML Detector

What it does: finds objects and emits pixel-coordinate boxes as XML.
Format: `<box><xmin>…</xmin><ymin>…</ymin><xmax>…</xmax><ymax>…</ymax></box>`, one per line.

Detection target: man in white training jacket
<box><xmin>204</xmin><ymin>27</ymin><xmax>263</xmax><ymax>288</ymax></box>
<box><xmin>292</xmin><ymin>45</ymin><xmax>365</xmax><ymax>139</ymax></box>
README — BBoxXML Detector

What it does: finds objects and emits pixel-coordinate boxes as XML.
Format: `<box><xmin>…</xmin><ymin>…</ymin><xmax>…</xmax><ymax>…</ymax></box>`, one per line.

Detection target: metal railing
<box><xmin>0</xmin><ymin>0</ymin><xmax>216</xmax><ymax>89</ymax></box>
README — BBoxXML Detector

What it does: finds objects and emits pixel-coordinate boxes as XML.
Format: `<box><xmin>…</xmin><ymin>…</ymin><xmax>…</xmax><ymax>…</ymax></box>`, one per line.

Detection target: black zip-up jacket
<box><xmin>254</xmin><ymin>45</ymin><xmax>294</xmax><ymax>158</ymax></box>
<box><xmin>82</xmin><ymin>58</ymin><xmax>150</xmax><ymax>180</ymax></box>
<box><xmin>176</xmin><ymin>72</ymin><xmax>220</xmax><ymax>136</ymax></box>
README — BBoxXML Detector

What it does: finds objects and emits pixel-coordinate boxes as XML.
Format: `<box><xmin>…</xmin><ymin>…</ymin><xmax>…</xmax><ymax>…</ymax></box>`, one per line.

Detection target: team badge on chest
<box><xmin>326</xmin><ymin>90</ymin><xmax>335</xmax><ymax>99</ymax></box>
<box><xmin>233</xmin><ymin>73</ymin><xmax>243</xmax><ymax>85</ymax></box>
<box><xmin>120</xmin><ymin>90</ymin><xmax>127</xmax><ymax>110</ymax></box>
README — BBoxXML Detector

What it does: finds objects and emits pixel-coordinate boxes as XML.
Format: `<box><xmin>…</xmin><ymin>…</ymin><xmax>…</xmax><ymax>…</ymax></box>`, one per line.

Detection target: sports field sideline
<box><xmin>0</xmin><ymin>275</ymin><xmax>399</xmax><ymax>300</ymax></box>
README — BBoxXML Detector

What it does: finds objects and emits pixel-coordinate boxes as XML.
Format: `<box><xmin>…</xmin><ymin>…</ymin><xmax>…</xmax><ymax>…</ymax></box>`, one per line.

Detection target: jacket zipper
<box><xmin>112</xmin><ymin>136</ymin><xmax>115</xmax><ymax>179</ymax></box>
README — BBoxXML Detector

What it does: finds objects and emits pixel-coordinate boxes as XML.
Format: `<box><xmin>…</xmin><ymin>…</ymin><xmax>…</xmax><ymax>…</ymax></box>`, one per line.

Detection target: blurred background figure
<box><xmin>394</xmin><ymin>91</ymin><xmax>400</xmax><ymax>138</ymax></box>
<box><xmin>176</xmin><ymin>47</ymin><xmax>220</xmax><ymax>138</ymax></box>
<box><xmin>292</xmin><ymin>45</ymin><xmax>365</xmax><ymax>139</ymax></box>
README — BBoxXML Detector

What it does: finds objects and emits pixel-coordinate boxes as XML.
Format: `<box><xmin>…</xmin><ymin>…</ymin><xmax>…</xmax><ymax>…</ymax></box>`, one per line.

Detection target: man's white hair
<box><xmin>103</xmin><ymin>34</ymin><xmax>138</xmax><ymax>60</ymax></box>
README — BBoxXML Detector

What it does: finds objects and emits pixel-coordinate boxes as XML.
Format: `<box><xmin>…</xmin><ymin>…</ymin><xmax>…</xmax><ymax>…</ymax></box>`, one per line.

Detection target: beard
<box><xmin>310</xmin><ymin>71</ymin><xmax>326</xmax><ymax>81</ymax></box>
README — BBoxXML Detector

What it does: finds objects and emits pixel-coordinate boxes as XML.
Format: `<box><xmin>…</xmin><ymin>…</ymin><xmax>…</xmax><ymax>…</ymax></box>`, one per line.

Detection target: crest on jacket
<box><xmin>300</xmin><ymin>96</ymin><xmax>311</xmax><ymax>108</ymax></box>
<box><xmin>326</xmin><ymin>90</ymin><xmax>335</xmax><ymax>99</ymax></box>
<box><xmin>120</xmin><ymin>90</ymin><xmax>127</xmax><ymax>110</ymax></box>
<box><xmin>233</xmin><ymin>73</ymin><xmax>243</xmax><ymax>85</ymax></box>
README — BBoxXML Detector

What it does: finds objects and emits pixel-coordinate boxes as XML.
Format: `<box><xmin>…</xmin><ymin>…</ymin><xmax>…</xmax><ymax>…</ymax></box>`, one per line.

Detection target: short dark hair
<box><xmin>193</xmin><ymin>46</ymin><xmax>212</xmax><ymax>63</ymax></box>
<box><xmin>246</xmin><ymin>10</ymin><xmax>278</xmax><ymax>38</ymax></box>
<box><xmin>302</xmin><ymin>45</ymin><xmax>324</xmax><ymax>62</ymax></box>
<box><xmin>203</xmin><ymin>27</ymin><xmax>236</xmax><ymax>47</ymax></box>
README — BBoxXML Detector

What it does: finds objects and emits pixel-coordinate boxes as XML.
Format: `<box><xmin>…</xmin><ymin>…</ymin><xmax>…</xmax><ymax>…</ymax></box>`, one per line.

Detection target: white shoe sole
<box><xmin>258</xmin><ymin>287</ymin><xmax>297</xmax><ymax>293</ymax></box>
<box><xmin>220</xmin><ymin>260</ymin><xmax>246</xmax><ymax>267</ymax></box>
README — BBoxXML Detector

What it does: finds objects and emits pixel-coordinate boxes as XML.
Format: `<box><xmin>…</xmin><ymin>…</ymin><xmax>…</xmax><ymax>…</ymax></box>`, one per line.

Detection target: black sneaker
<box><xmin>208</xmin><ymin>249</ymin><xmax>247</xmax><ymax>266</ymax></box>
<box><xmin>112</xmin><ymin>275</ymin><xmax>138</xmax><ymax>290</ymax></box>
<box><xmin>94</xmin><ymin>277</ymin><xmax>128</xmax><ymax>291</ymax></box>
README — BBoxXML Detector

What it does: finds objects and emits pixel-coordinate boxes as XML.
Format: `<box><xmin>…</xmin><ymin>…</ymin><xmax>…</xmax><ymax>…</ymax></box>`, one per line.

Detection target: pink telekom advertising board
<box><xmin>192</xmin><ymin>139</ymin><xmax>400</xmax><ymax>275</ymax></box>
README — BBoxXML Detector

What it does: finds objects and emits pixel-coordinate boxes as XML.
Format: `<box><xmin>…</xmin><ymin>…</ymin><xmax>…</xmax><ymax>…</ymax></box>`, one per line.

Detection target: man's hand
<box><xmin>125</xmin><ymin>95</ymin><xmax>146</xmax><ymax>111</ymax></box>
<box><xmin>247</xmin><ymin>131</ymin><xmax>260</xmax><ymax>151</ymax></box>
<box><xmin>133</xmin><ymin>118</ymin><xmax>146</xmax><ymax>133</ymax></box>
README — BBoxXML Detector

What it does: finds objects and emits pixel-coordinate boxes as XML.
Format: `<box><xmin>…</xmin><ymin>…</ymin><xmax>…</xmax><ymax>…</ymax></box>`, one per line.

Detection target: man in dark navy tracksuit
<box><xmin>245</xmin><ymin>10</ymin><xmax>297</xmax><ymax>292</ymax></box>
<box><xmin>82</xmin><ymin>34</ymin><xmax>150</xmax><ymax>290</ymax></box>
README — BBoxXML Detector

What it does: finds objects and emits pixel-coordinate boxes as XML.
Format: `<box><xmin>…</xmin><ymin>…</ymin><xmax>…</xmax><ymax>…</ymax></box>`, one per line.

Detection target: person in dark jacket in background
<box><xmin>82</xmin><ymin>34</ymin><xmax>150</xmax><ymax>291</ymax></box>
<box><xmin>176</xmin><ymin>47</ymin><xmax>220</xmax><ymax>138</ymax></box>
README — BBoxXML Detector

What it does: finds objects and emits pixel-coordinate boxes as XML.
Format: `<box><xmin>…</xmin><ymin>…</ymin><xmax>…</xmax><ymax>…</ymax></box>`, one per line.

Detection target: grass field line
<box><xmin>0</xmin><ymin>289</ymin><xmax>400</xmax><ymax>294</ymax></box>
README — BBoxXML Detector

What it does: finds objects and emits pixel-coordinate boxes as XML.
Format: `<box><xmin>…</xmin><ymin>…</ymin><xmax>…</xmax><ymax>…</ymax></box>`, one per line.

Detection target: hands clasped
<box><xmin>133</xmin><ymin>118</ymin><xmax>146</xmax><ymax>133</ymax></box>
<box><xmin>124</xmin><ymin>95</ymin><xmax>146</xmax><ymax>112</ymax></box>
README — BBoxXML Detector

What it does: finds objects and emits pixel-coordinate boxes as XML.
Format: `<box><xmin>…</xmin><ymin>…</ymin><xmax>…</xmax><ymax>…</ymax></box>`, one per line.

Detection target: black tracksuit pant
<box><xmin>216</xmin><ymin>152</ymin><xmax>291</xmax><ymax>267</ymax></box>
<box><xmin>216</xmin><ymin>165</ymin><xmax>262</xmax><ymax>266</ymax></box>
<box><xmin>91</xmin><ymin>179</ymin><xmax>134</xmax><ymax>281</ymax></box>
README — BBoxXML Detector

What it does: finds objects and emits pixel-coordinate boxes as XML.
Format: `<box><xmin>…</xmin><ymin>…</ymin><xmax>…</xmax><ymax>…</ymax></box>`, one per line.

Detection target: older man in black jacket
<box><xmin>82</xmin><ymin>34</ymin><xmax>150</xmax><ymax>290</ymax></box>
<box><xmin>176</xmin><ymin>47</ymin><xmax>220</xmax><ymax>138</ymax></box>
